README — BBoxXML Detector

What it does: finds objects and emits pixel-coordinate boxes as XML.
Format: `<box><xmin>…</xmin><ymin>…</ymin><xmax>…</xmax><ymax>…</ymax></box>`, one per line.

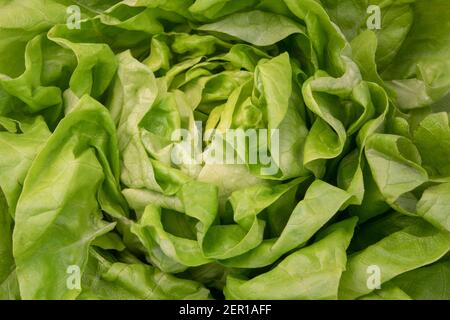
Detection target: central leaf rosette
<box><xmin>108</xmin><ymin>7</ymin><xmax>387</xmax><ymax>286</ymax></box>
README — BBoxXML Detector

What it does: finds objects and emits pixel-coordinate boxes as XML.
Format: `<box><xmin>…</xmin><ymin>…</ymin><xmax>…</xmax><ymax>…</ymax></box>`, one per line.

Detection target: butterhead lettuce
<box><xmin>0</xmin><ymin>0</ymin><xmax>449</xmax><ymax>300</ymax></box>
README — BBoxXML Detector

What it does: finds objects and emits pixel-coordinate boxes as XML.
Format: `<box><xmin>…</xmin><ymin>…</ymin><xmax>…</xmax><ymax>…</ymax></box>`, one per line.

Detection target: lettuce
<box><xmin>0</xmin><ymin>0</ymin><xmax>449</xmax><ymax>300</ymax></box>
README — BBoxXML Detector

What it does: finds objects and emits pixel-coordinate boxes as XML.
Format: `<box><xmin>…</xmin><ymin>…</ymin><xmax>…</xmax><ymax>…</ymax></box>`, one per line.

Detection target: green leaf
<box><xmin>79</xmin><ymin>248</ymin><xmax>211</xmax><ymax>300</ymax></box>
<box><xmin>417</xmin><ymin>183</ymin><xmax>450</xmax><ymax>232</ymax></box>
<box><xmin>413</xmin><ymin>112</ymin><xmax>450</xmax><ymax>179</ymax></box>
<box><xmin>198</xmin><ymin>10</ymin><xmax>306</xmax><ymax>46</ymax></box>
<box><xmin>365</xmin><ymin>134</ymin><xmax>428</xmax><ymax>205</ymax></box>
<box><xmin>224</xmin><ymin>218</ymin><xmax>357</xmax><ymax>299</ymax></box>
<box><xmin>339</xmin><ymin>218</ymin><xmax>450</xmax><ymax>299</ymax></box>
<box><xmin>0</xmin><ymin>116</ymin><xmax>50</xmax><ymax>217</ymax></box>
<box><xmin>222</xmin><ymin>180</ymin><xmax>351</xmax><ymax>268</ymax></box>
<box><xmin>13</xmin><ymin>96</ymin><xmax>125</xmax><ymax>299</ymax></box>
<box><xmin>391</xmin><ymin>259</ymin><xmax>450</xmax><ymax>300</ymax></box>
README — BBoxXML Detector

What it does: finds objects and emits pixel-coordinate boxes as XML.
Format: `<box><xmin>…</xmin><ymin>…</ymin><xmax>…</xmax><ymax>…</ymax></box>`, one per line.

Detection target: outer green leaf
<box><xmin>417</xmin><ymin>183</ymin><xmax>450</xmax><ymax>232</ymax></box>
<box><xmin>198</xmin><ymin>10</ymin><xmax>306</xmax><ymax>46</ymax></box>
<box><xmin>79</xmin><ymin>248</ymin><xmax>210</xmax><ymax>300</ymax></box>
<box><xmin>224</xmin><ymin>218</ymin><xmax>357</xmax><ymax>299</ymax></box>
<box><xmin>222</xmin><ymin>180</ymin><xmax>351</xmax><ymax>268</ymax></box>
<box><xmin>339</xmin><ymin>218</ymin><xmax>450</xmax><ymax>299</ymax></box>
<box><xmin>13</xmin><ymin>96</ymin><xmax>125</xmax><ymax>299</ymax></box>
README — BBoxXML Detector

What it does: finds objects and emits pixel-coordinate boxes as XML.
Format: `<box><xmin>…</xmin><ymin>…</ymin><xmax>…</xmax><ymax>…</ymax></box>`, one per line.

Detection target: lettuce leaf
<box><xmin>0</xmin><ymin>0</ymin><xmax>448</xmax><ymax>300</ymax></box>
